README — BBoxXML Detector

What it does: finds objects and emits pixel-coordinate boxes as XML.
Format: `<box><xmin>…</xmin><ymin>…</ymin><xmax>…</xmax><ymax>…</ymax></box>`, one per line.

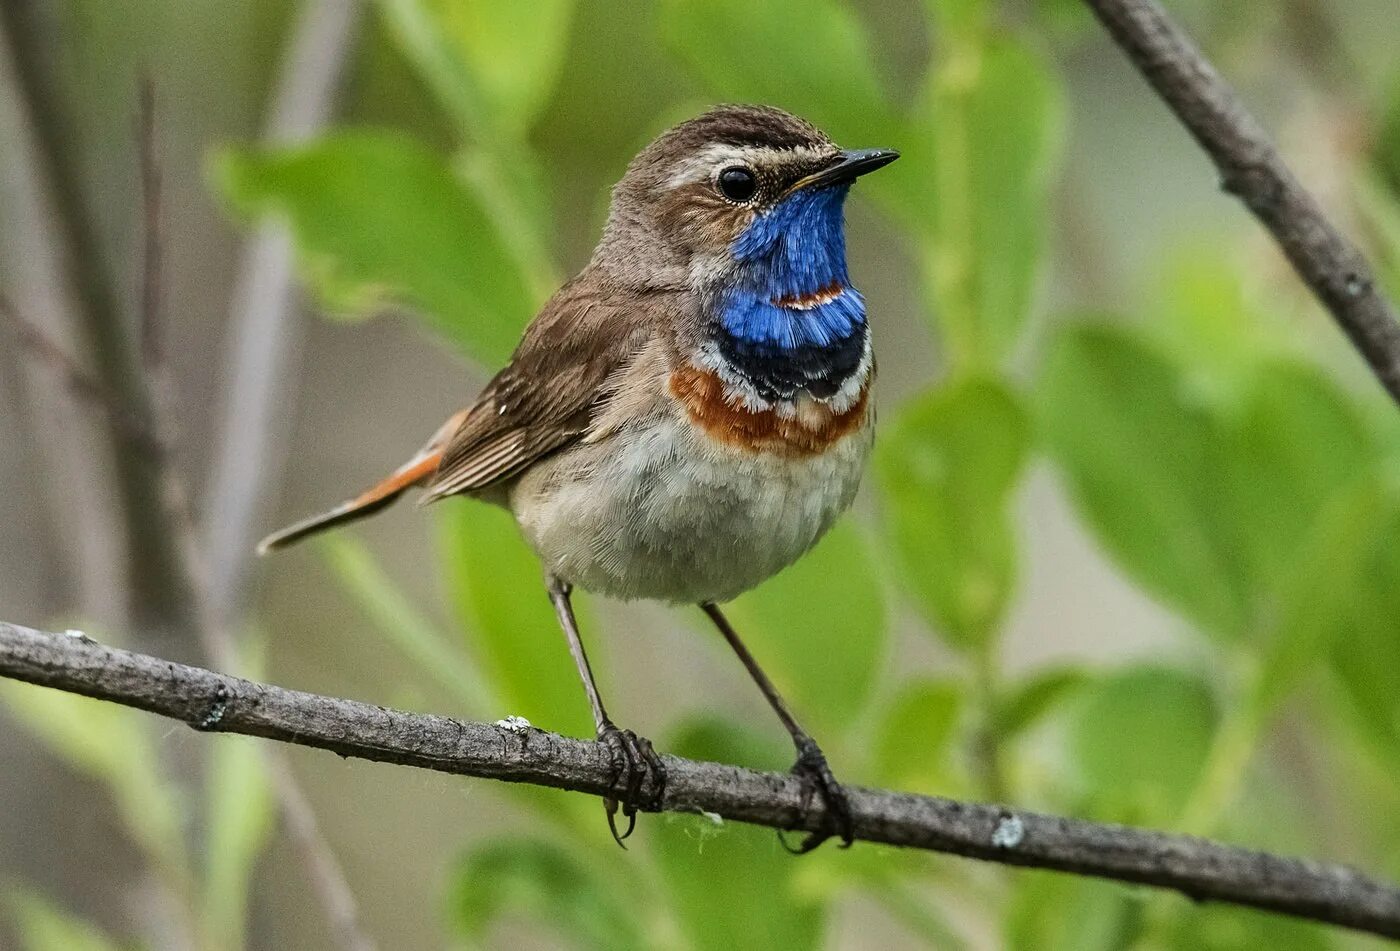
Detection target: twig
<box><xmin>203</xmin><ymin>0</ymin><xmax>364</xmax><ymax>626</ymax></box>
<box><xmin>0</xmin><ymin>0</ymin><xmax>191</xmax><ymax>633</ymax></box>
<box><xmin>3</xmin><ymin>622</ymin><xmax>1398</xmax><ymax>942</ymax></box>
<box><xmin>0</xmin><ymin>293</ymin><xmax>161</xmax><ymax>454</ymax></box>
<box><xmin>137</xmin><ymin>74</ymin><xmax>163</xmax><ymax>374</ymax></box>
<box><xmin>131</xmin><ymin>53</ymin><xmax>376</xmax><ymax>951</ymax></box>
<box><xmin>185</xmin><ymin>4</ymin><xmax>374</xmax><ymax>947</ymax></box>
<box><xmin>1081</xmin><ymin>0</ymin><xmax>1400</xmax><ymax>404</ymax></box>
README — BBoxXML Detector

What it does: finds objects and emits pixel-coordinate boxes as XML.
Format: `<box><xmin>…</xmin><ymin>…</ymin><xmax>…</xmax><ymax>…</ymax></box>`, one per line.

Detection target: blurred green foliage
<box><xmin>9</xmin><ymin>0</ymin><xmax>1400</xmax><ymax>948</ymax></box>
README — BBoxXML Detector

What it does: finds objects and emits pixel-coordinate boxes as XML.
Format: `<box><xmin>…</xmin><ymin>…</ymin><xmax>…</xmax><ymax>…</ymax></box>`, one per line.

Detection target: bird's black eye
<box><xmin>717</xmin><ymin>166</ymin><xmax>757</xmax><ymax>202</ymax></box>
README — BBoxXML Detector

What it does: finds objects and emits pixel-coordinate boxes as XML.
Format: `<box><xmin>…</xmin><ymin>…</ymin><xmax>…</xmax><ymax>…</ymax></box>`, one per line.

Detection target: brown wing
<box><xmin>421</xmin><ymin>272</ymin><xmax>666</xmax><ymax>502</ymax></box>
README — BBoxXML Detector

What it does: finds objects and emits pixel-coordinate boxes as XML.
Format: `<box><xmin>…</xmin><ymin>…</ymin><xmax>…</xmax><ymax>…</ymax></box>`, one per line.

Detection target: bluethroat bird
<box><xmin>259</xmin><ymin>104</ymin><xmax>898</xmax><ymax>851</ymax></box>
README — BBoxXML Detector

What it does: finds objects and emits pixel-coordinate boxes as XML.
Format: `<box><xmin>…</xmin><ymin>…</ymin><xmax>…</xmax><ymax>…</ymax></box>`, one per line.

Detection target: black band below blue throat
<box><xmin>716</xmin><ymin>323</ymin><xmax>867</xmax><ymax>403</ymax></box>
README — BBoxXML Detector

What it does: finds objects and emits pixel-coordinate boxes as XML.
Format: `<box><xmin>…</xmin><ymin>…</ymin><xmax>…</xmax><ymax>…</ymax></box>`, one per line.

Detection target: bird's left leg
<box><xmin>547</xmin><ymin>575</ymin><xmax>665</xmax><ymax>845</ymax></box>
<box><xmin>699</xmin><ymin>601</ymin><xmax>854</xmax><ymax>852</ymax></box>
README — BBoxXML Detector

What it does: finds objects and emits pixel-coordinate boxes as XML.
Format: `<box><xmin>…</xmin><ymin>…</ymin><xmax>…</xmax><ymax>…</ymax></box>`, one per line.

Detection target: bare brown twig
<box><xmin>1081</xmin><ymin>0</ymin><xmax>1400</xmax><ymax>404</ymax></box>
<box><xmin>132</xmin><ymin>72</ymin><xmax>376</xmax><ymax>951</ymax></box>
<box><xmin>2</xmin><ymin>621</ymin><xmax>1397</xmax><ymax>941</ymax></box>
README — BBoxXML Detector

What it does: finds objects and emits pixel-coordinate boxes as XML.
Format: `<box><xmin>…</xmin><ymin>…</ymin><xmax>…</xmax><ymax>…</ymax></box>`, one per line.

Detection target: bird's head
<box><xmin>596</xmin><ymin>104</ymin><xmax>898</xmax><ymax>294</ymax></box>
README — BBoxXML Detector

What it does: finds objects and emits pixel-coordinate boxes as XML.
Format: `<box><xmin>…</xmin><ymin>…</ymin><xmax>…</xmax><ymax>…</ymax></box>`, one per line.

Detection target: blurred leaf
<box><xmin>378</xmin><ymin>0</ymin><xmax>575</xmax><ymax>141</ymax></box>
<box><xmin>1215</xmin><ymin>362</ymin><xmax>1373</xmax><ymax>603</ymax></box>
<box><xmin>1042</xmin><ymin>321</ymin><xmax>1386</xmax><ymax>659</ymax></box>
<box><xmin>321</xmin><ymin>536</ymin><xmax>492</xmax><ymax>713</ymax></box>
<box><xmin>1008</xmin><ymin>872</ymin><xmax>1143</xmax><ymax>951</ymax></box>
<box><xmin>1330</xmin><ymin>496</ymin><xmax>1400</xmax><ymax>774</ymax></box>
<box><xmin>1147</xmin><ymin>249</ymin><xmax>1292</xmax><ymax>400</ymax></box>
<box><xmin>1355</xmin><ymin>168</ymin><xmax>1400</xmax><ymax>300</ymax></box>
<box><xmin>1</xmin><ymin>683</ymin><xmax>189</xmax><ymax>885</ymax></box>
<box><xmin>447</xmin><ymin>838</ymin><xmax>645</xmax><ymax>950</ymax></box>
<box><xmin>8</xmin><ymin>888</ymin><xmax>127</xmax><ymax>951</ymax></box>
<box><xmin>377</xmin><ymin>1</ymin><xmax>568</xmax><ymax>302</ymax></box>
<box><xmin>1038</xmin><ymin>324</ymin><xmax>1250</xmax><ymax>639</ymax></box>
<box><xmin>437</xmin><ymin>503</ymin><xmax>592</xmax><ymax>738</ymax></box>
<box><xmin>872</xmin><ymin>679</ymin><xmax>965</xmax><ymax>793</ymax></box>
<box><xmin>1068</xmin><ymin>667</ymin><xmax>1218</xmax><ymax>824</ymax></box>
<box><xmin>1376</xmin><ymin>72</ymin><xmax>1400</xmax><ymax>197</ymax></box>
<box><xmin>657</xmin><ymin>0</ymin><xmax>895</xmax><ymax>143</ymax></box>
<box><xmin>653</xmin><ymin>718</ymin><xmax>823</xmax><ymax>951</ymax></box>
<box><xmin>995</xmin><ymin>667</ymin><xmax>1090</xmax><ymax>738</ymax></box>
<box><xmin>724</xmin><ymin>520</ymin><xmax>887</xmax><ymax>736</ymax></box>
<box><xmin>923</xmin><ymin>0</ymin><xmax>989</xmax><ymax>37</ymax></box>
<box><xmin>877</xmin><ymin>378</ymin><xmax>1030</xmax><ymax>650</ymax></box>
<box><xmin>1029</xmin><ymin>0</ymin><xmax>1097</xmax><ymax>41</ymax></box>
<box><xmin>203</xmin><ymin>736</ymin><xmax>275</xmax><ymax>951</ymax></box>
<box><xmin>216</xmin><ymin>131</ymin><xmax>532</xmax><ymax>363</ymax></box>
<box><xmin>1166</xmin><ymin>904</ymin><xmax>1335</xmax><ymax>951</ymax></box>
<box><xmin>920</xmin><ymin>36</ymin><xmax>1065</xmax><ymax>367</ymax></box>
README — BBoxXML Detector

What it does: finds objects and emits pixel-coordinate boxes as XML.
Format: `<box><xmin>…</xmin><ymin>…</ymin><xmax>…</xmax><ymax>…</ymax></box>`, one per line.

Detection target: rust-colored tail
<box><xmin>256</xmin><ymin>451</ymin><xmax>442</xmax><ymax>555</ymax></box>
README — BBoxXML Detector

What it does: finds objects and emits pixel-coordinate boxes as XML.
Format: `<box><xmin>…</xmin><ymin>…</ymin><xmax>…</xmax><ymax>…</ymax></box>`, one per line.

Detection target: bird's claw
<box><xmin>779</xmin><ymin>738</ymin><xmax>854</xmax><ymax>854</ymax></box>
<box><xmin>597</xmin><ymin>722</ymin><xmax>666</xmax><ymax>848</ymax></box>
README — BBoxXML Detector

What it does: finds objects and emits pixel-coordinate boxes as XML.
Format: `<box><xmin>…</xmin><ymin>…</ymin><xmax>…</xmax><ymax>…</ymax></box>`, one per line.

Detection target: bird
<box><xmin>258</xmin><ymin>104</ymin><xmax>898</xmax><ymax>851</ymax></box>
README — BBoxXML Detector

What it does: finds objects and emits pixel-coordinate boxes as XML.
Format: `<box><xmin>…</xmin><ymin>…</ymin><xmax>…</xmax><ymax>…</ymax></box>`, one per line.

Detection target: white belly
<box><xmin>510</xmin><ymin>413</ymin><xmax>872</xmax><ymax>604</ymax></box>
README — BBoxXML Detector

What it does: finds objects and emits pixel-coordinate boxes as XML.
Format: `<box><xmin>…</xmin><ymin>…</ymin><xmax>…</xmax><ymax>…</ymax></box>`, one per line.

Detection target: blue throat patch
<box><xmin>716</xmin><ymin>185</ymin><xmax>867</xmax><ymax>402</ymax></box>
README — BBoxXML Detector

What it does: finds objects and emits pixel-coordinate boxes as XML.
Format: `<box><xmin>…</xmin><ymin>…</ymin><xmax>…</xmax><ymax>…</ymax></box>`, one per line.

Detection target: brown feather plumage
<box><xmin>421</xmin><ymin>270</ymin><xmax>674</xmax><ymax>501</ymax></box>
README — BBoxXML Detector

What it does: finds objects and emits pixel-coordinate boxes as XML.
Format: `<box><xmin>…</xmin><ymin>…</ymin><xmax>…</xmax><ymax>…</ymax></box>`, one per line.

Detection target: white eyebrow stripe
<box><xmin>664</xmin><ymin>143</ymin><xmax>832</xmax><ymax>189</ymax></box>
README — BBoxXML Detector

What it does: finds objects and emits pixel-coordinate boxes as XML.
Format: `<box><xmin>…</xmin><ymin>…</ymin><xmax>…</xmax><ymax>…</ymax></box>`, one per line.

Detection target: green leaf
<box><xmin>1355</xmin><ymin>168</ymin><xmax>1400</xmax><ymax>300</ymax></box>
<box><xmin>378</xmin><ymin>0</ymin><xmax>575</xmax><ymax>140</ymax></box>
<box><xmin>1042</xmin><ymin>320</ymin><xmax>1385</xmax><ymax>658</ymax></box>
<box><xmin>723</xmin><ymin>519</ymin><xmax>887</xmax><ymax>737</ymax></box>
<box><xmin>215</xmin><ymin>131</ymin><xmax>532</xmax><ymax>363</ymax></box>
<box><xmin>919</xmin><ymin>36</ymin><xmax>1065</xmax><ymax>367</ymax></box>
<box><xmin>872</xmin><ymin>679</ymin><xmax>965</xmax><ymax>794</ymax></box>
<box><xmin>1038</xmin><ymin>324</ymin><xmax>1250</xmax><ymax>639</ymax></box>
<box><xmin>1067</xmin><ymin>667</ymin><xmax>1218</xmax><ymax>824</ymax></box>
<box><xmin>447</xmin><ymin>838</ymin><xmax>645</xmax><ymax>950</ymax></box>
<box><xmin>877</xmin><ymin>378</ymin><xmax>1030</xmax><ymax>650</ymax></box>
<box><xmin>1008</xmin><ymin>872</ymin><xmax>1144</xmax><ymax>951</ymax></box>
<box><xmin>653</xmin><ymin>718</ymin><xmax>824</xmax><ymax>951</ymax></box>
<box><xmin>2</xmin><ymin>682</ymin><xmax>189</xmax><ymax>886</ymax></box>
<box><xmin>321</xmin><ymin>535</ymin><xmax>493</xmax><ymax>713</ymax></box>
<box><xmin>1145</xmin><ymin>249</ymin><xmax>1293</xmax><ymax>399</ymax></box>
<box><xmin>8</xmin><ymin>888</ymin><xmax>127</xmax><ymax>951</ymax></box>
<box><xmin>1215</xmin><ymin>361</ymin><xmax>1373</xmax><ymax>604</ymax></box>
<box><xmin>1165</xmin><ymin>904</ymin><xmax>1335</xmax><ymax>951</ymax></box>
<box><xmin>995</xmin><ymin>667</ymin><xmax>1090</xmax><ymax>738</ymax></box>
<box><xmin>202</xmin><ymin>736</ymin><xmax>275</xmax><ymax>951</ymax></box>
<box><xmin>436</xmin><ymin>503</ymin><xmax>593</xmax><ymax>738</ymax></box>
<box><xmin>1329</xmin><ymin>492</ymin><xmax>1400</xmax><ymax>773</ymax></box>
<box><xmin>657</xmin><ymin>0</ymin><xmax>895</xmax><ymax>144</ymax></box>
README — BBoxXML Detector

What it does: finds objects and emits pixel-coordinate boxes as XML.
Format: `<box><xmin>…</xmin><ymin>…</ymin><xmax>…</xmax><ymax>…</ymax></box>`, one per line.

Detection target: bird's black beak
<box><xmin>789</xmin><ymin>148</ymin><xmax>900</xmax><ymax>193</ymax></box>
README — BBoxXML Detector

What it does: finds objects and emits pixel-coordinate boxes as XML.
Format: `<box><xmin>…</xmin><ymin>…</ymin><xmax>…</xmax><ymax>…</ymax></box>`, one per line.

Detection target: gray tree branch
<box><xmin>1081</xmin><ymin>0</ymin><xmax>1400</xmax><ymax>404</ymax></box>
<box><xmin>3</xmin><ymin>621</ymin><xmax>1398</xmax><ymax>941</ymax></box>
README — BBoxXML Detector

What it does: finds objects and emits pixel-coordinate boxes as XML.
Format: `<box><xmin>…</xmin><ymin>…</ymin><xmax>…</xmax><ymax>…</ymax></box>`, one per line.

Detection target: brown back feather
<box><xmin>422</xmin><ymin>271</ymin><xmax>671</xmax><ymax>501</ymax></box>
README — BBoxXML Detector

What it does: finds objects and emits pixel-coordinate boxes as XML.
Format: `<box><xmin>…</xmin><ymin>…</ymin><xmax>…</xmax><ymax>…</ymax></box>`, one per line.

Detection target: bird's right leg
<box><xmin>546</xmin><ymin>575</ymin><xmax>665</xmax><ymax>845</ymax></box>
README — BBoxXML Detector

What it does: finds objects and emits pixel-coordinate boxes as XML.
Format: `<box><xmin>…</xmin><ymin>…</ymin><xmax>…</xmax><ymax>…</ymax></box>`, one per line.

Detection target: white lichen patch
<box><xmin>494</xmin><ymin>715</ymin><xmax>533</xmax><ymax>734</ymax></box>
<box><xmin>991</xmin><ymin>814</ymin><xmax>1025</xmax><ymax>849</ymax></box>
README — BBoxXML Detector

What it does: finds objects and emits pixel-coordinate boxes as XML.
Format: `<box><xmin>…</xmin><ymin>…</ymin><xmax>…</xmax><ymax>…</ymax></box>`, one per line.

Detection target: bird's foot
<box><xmin>597</xmin><ymin>721</ymin><xmax>666</xmax><ymax>847</ymax></box>
<box><xmin>781</xmin><ymin>737</ymin><xmax>854</xmax><ymax>854</ymax></box>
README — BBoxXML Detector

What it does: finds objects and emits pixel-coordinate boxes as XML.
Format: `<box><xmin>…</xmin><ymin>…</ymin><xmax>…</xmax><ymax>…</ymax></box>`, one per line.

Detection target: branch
<box><xmin>1081</xmin><ymin>0</ymin><xmax>1400</xmax><ymax>405</ymax></box>
<box><xmin>4</xmin><ymin>623</ymin><xmax>1398</xmax><ymax>941</ymax></box>
<box><xmin>0</xmin><ymin>1</ymin><xmax>192</xmax><ymax>632</ymax></box>
<box><xmin>203</xmin><ymin>0</ymin><xmax>364</xmax><ymax>628</ymax></box>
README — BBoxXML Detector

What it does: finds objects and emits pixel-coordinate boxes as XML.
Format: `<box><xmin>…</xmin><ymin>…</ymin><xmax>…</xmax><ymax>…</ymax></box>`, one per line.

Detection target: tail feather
<box><xmin>257</xmin><ymin>451</ymin><xmax>442</xmax><ymax>555</ymax></box>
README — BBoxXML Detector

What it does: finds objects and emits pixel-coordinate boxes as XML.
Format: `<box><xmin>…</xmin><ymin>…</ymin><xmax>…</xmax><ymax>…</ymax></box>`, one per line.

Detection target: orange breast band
<box><xmin>667</xmin><ymin>364</ymin><xmax>869</xmax><ymax>458</ymax></box>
